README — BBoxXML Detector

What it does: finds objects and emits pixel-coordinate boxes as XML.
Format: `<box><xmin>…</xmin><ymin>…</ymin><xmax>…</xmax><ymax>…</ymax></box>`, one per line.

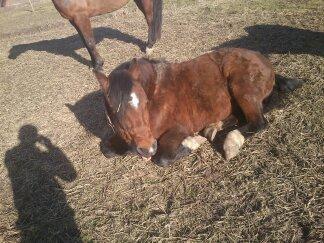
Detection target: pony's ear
<box><xmin>128</xmin><ymin>58</ymin><xmax>141</xmax><ymax>80</ymax></box>
<box><xmin>93</xmin><ymin>69</ymin><xmax>109</xmax><ymax>94</ymax></box>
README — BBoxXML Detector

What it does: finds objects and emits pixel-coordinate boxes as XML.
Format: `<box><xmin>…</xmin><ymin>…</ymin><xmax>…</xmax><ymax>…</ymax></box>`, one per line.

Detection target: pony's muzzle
<box><xmin>136</xmin><ymin>140</ymin><xmax>157</xmax><ymax>158</ymax></box>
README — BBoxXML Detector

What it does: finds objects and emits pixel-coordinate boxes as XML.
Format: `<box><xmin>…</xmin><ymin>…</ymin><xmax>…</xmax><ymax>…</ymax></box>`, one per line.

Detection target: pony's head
<box><xmin>93</xmin><ymin>59</ymin><xmax>157</xmax><ymax>158</ymax></box>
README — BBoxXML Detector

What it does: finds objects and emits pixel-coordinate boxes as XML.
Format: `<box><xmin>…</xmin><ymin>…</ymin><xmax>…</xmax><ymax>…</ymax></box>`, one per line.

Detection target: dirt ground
<box><xmin>0</xmin><ymin>0</ymin><xmax>323</xmax><ymax>242</ymax></box>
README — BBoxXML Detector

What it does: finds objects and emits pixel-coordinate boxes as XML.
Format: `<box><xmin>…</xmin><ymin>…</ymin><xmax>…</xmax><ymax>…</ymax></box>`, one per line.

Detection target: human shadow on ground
<box><xmin>8</xmin><ymin>26</ymin><xmax>146</xmax><ymax>66</ymax></box>
<box><xmin>215</xmin><ymin>24</ymin><xmax>324</xmax><ymax>57</ymax></box>
<box><xmin>4</xmin><ymin>125</ymin><xmax>82</xmax><ymax>242</ymax></box>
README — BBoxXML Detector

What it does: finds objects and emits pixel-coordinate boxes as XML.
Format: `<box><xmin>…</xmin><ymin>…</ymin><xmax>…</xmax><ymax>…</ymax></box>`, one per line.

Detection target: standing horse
<box><xmin>52</xmin><ymin>0</ymin><xmax>163</xmax><ymax>69</ymax></box>
<box><xmin>1</xmin><ymin>0</ymin><xmax>8</xmax><ymax>7</ymax></box>
<box><xmin>93</xmin><ymin>48</ymin><xmax>302</xmax><ymax>166</ymax></box>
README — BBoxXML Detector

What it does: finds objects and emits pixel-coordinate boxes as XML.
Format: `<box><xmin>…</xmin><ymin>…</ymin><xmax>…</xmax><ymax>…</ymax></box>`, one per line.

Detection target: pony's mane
<box><xmin>141</xmin><ymin>57</ymin><xmax>168</xmax><ymax>64</ymax></box>
<box><xmin>141</xmin><ymin>57</ymin><xmax>170</xmax><ymax>84</ymax></box>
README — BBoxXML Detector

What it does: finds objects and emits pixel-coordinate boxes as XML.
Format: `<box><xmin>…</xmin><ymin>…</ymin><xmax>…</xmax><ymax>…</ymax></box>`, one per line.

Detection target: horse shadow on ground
<box><xmin>66</xmin><ymin>91</ymin><xmax>107</xmax><ymax>141</ymax></box>
<box><xmin>214</xmin><ymin>24</ymin><xmax>324</xmax><ymax>57</ymax></box>
<box><xmin>8</xmin><ymin>26</ymin><xmax>146</xmax><ymax>67</ymax></box>
<box><xmin>66</xmin><ymin>90</ymin><xmax>129</xmax><ymax>157</ymax></box>
<box><xmin>4</xmin><ymin>124</ymin><xmax>82</xmax><ymax>242</ymax></box>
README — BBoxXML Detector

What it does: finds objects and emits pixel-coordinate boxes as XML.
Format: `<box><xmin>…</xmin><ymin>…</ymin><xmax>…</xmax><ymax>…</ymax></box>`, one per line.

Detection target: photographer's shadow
<box><xmin>216</xmin><ymin>24</ymin><xmax>324</xmax><ymax>57</ymax></box>
<box><xmin>4</xmin><ymin>125</ymin><xmax>82</xmax><ymax>242</ymax></box>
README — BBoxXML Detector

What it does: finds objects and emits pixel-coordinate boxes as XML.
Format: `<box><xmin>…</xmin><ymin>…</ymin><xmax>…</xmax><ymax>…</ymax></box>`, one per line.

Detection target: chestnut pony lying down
<box><xmin>94</xmin><ymin>48</ymin><xmax>301</xmax><ymax>166</ymax></box>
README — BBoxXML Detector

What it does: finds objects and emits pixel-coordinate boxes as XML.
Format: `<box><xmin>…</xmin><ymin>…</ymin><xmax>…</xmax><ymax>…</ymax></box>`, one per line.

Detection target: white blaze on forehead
<box><xmin>129</xmin><ymin>92</ymin><xmax>140</xmax><ymax>108</ymax></box>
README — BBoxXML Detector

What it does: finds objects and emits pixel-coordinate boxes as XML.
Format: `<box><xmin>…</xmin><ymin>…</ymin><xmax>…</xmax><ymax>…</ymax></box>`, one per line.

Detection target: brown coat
<box><xmin>95</xmin><ymin>48</ymin><xmax>277</xmax><ymax>166</ymax></box>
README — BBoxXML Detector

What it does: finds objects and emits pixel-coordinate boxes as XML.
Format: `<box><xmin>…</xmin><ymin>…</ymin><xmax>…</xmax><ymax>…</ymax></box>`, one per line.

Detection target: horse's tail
<box><xmin>275</xmin><ymin>74</ymin><xmax>304</xmax><ymax>92</ymax></box>
<box><xmin>151</xmin><ymin>0</ymin><xmax>163</xmax><ymax>43</ymax></box>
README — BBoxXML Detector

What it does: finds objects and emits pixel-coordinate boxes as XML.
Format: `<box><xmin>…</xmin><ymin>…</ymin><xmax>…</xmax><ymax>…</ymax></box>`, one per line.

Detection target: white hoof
<box><xmin>145</xmin><ymin>47</ymin><xmax>154</xmax><ymax>56</ymax></box>
<box><xmin>223</xmin><ymin>130</ymin><xmax>245</xmax><ymax>160</ymax></box>
<box><xmin>182</xmin><ymin>135</ymin><xmax>207</xmax><ymax>151</ymax></box>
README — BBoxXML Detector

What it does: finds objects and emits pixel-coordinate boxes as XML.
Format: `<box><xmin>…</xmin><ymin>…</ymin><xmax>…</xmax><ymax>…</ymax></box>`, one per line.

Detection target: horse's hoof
<box><xmin>181</xmin><ymin>135</ymin><xmax>207</xmax><ymax>151</ymax></box>
<box><xmin>223</xmin><ymin>130</ymin><xmax>245</xmax><ymax>160</ymax></box>
<box><xmin>145</xmin><ymin>46</ymin><xmax>154</xmax><ymax>56</ymax></box>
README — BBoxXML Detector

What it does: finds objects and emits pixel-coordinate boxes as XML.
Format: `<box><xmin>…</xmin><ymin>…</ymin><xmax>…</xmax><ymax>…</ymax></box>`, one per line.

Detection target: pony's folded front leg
<box><xmin>153</xmin><ymin>127</ymin><xmax>207</xmax><ymax>167</ymax></box>
<box><xmin>152</xmin><ymin>126</ymin><xmax>188</xmax><ymax>167</ymax></box>
<box><xmin>100</xmin><ymin>133</ymin><xmax>130</xmax><ymax>158</ymax></box>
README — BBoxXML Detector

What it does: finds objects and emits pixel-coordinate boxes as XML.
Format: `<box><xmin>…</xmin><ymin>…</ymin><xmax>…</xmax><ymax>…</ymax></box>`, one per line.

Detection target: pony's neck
<box><xmin>143</xmin><ymin>60</ymin><xmax>176</xmax><ymax>138</ymax></box>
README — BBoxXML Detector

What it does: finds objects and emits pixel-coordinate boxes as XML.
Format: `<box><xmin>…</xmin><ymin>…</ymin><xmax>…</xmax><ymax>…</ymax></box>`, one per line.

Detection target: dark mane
<box><xmin>139</xmin><ymin>57</ymin><xmax>170</xmax><ymax>85</ymax></box>
<box><xmin>107</xmin><ymin>70</ymin><xmax>133</xmax><ymax>115</ymax></box>
<box><xmin>140</xmin><ymin>57</ymin><xmax>168</xmax><ymax>65</ymax></box>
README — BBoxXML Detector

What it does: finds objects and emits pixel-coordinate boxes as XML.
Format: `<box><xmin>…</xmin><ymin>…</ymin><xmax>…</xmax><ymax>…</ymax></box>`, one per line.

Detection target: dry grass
<box><xmin>0</xmin><ymin>0</ymin><xmax>323</xmax><ymax>242</ymax></box>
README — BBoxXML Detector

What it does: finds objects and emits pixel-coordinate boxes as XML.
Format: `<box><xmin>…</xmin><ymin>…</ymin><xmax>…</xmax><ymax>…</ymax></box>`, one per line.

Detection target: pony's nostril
<box><xmin>137</xmin><ymin>147</ymin><xmax>148</xmax><ymax>157</ymax></box>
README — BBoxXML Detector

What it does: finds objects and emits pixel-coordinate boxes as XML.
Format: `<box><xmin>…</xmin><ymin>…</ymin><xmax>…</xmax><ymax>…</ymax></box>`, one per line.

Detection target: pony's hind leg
<box><xmin>70</xmin><ymin>15</ymin><xmax>103</xmax><ymax>69</ymax></box>
<box><xmin>202</xmin><ymin>121</ymin><xmax>223</xmax><ymax>142</ymax></box>
<box><xmin>202</xmin><ymin>116</ymin><xmax>239</xmax><ymax>142</ymax></box>
<box><xmin>152</xmin><ymin>126</ymin><xmax>189</xmax><ymax>167</ymax></box>
<box><xmin>223</xmin><ymin>97</ymin><xmax>267</xmax><ymax>160</ymax></box>
<box><xmin>134</xmin><ymin>0</ymin><xmax>162</xmax><ymax>55</ymax></box>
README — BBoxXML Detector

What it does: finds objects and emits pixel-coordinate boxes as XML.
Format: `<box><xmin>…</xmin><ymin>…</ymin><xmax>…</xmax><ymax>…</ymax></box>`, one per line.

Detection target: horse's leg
<box><xmin>100</xmin><ymin>133</ymin><xmax>130</xmax><ymax>158</ymax></box>
<box><xmin>223</xmin><ymin>98</ymin><xmax>267</xmax><ymax>160</ymax></box>
<box><xmin>152</xmin><ymin>127</ymin><xmax>188</xmax><ymax>167</ymax></box>
<box><xmin>134</xmin><ymin>0</ymin><xmax>162</xmax><ymax>55</ymax></box>
<box><xmin>70</xmin><ymin>15</ymin><xmax>103</xmax><ymax>69</ymax></box>
<box><xmin>202</xmin><ymin>115</ymin><xmax>239</xmax><ymax>142</ymax></box>
<box><xmin>153</xmin><ymin>126</ymin><xmax>206</xmax><ymax>167</ymax></box>
<box><xmin>202</xmin><ymin>121</ymin><xmax>223</xmax><ymax>142</ymax></box>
